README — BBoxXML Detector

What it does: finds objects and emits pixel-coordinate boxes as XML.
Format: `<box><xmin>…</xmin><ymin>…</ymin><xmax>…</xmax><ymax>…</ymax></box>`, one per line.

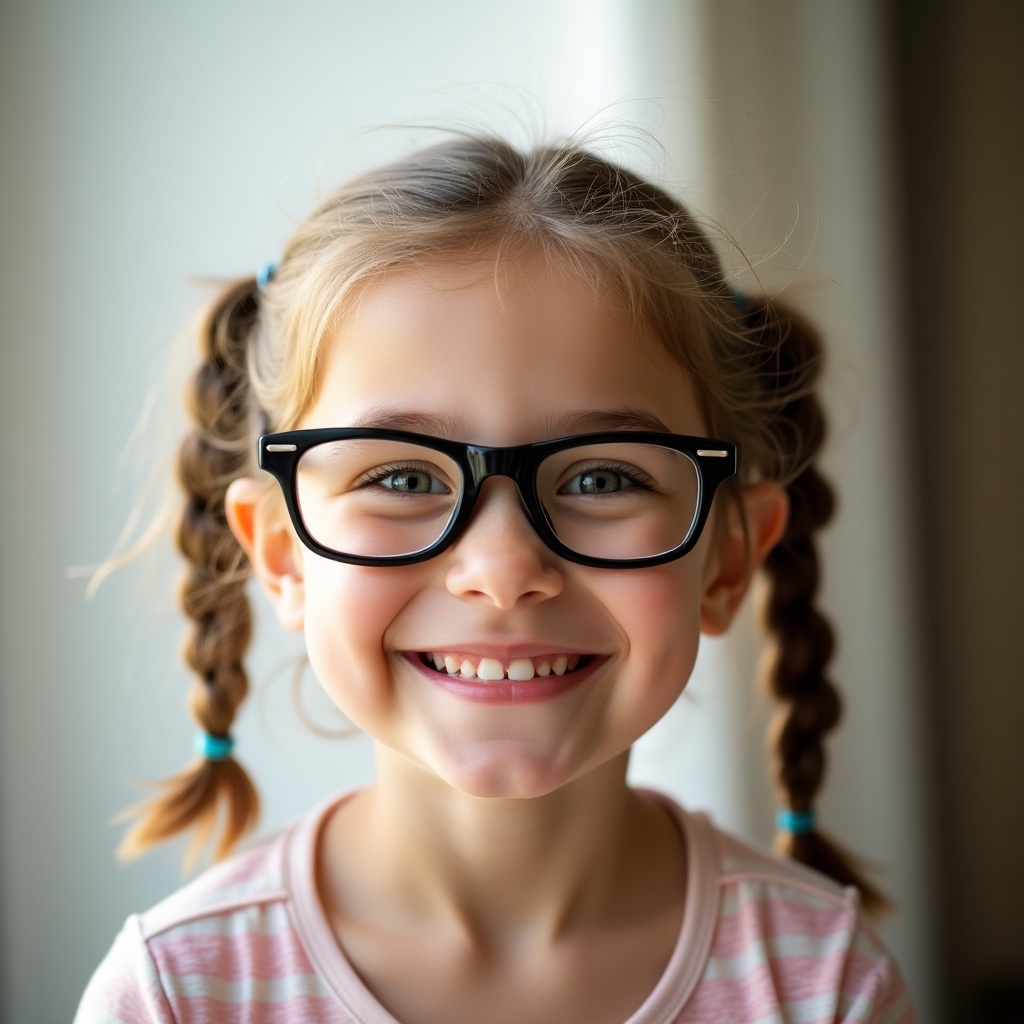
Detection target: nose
<box><xmin>445</xmin><ymin>478</ymin><xmax>564</xmax><ymax>609</ymax></box>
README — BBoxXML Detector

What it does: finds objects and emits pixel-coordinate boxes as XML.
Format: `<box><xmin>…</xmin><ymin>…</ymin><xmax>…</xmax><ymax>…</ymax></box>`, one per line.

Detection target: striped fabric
<box><xmin>76</xmin><ymin>791</ymin><xmax>917</xmax><ymax>1023</ymax></box>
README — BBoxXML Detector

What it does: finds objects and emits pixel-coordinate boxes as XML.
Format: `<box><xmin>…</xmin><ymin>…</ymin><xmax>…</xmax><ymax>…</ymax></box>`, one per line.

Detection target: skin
<box><xmin>226</xmin><ymin>253</ymin><xmax>787</xmax><ymax>1024</ymax></box>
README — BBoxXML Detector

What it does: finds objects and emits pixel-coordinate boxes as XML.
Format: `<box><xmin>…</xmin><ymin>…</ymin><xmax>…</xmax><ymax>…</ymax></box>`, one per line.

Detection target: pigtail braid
<box><xmin>118</xmin><ymin>278</ymin><xmax>262</xmax><ymax>865</ymax></box>
<box><xmin>748</xmin><ymin>297</ymin><xmax>891</xmax><ymax>914</ymax></box>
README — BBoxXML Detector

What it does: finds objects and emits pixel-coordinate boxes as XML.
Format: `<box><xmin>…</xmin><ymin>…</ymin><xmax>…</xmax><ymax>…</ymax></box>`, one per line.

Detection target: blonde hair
<box><xmin>120</xmin><ymin>135</ymin><xmax>887</xmax><ymax>910</ymax></box>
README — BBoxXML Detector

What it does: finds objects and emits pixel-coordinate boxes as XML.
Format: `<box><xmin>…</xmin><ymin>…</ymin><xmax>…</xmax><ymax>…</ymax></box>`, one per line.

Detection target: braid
<box><xmin>118</xmin><ymin>278</ymin><xmax>262</xmax><ymax>865</ymax></box>
<box><xmin>747</xmin><ymin>297</ymin><xmax>891</xmax><ymax>914</ymax></box>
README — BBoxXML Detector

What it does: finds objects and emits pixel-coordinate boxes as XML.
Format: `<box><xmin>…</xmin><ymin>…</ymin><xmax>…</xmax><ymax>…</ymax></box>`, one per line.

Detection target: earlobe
<box><xmin>700</xmin><ymin>482</ymin><xmax>789</xmax><ymax>636</ymax></box>
<box><xmin>225</xmin><ymin>477</ymin><xmax>306</xmax><ymax>632</ymax></box>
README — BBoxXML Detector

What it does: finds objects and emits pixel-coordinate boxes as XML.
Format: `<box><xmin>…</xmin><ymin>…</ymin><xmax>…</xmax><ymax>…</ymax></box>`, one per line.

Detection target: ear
<box><xmin>700</xmin><ymin>481</ymin><xmax>789</xmax><ymax>635</ymax></box>
<box><xmin>225</xmin><ymin>477</ymin><xmax>305</xmax><ymax>632</ymax></box>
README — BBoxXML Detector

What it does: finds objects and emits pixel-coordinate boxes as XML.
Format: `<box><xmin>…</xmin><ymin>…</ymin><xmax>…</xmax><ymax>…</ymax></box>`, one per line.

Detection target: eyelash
<box><xmin>355</xmin><ymin>461</ymin><xmax>656</xmax><ymax>494</ymax></box>
<box><xmin>358</xmin><ymin>463</ymin><xmax>451</xmax><ymax>491</ymax></box>
<box><xmin>560</xmin><ymin>462</ymin><xmax>656</xmax><ymax>493</ymax></box>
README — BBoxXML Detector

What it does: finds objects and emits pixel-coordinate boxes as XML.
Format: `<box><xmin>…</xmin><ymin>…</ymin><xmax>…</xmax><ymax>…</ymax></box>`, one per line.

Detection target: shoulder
<box><xmin>646</xmin><ymin>794</ymin><xmax>919</xmax><ymax>1023</ymax></box>
<box><xmin>712</xmin><ymin>820</ymin><xmax>856</xmax><ymax>913</ymax></box>
<box><xmin>75</xmin><ymin>798</ymin><xmax>358</xmax><ymax>1024</ymax></box>
<box><xmin>699</xmin><ymin>819</ymin><xmax>917</xmax><ymax>1023</ymax></box>
<box><xmin>138</xmin><ymin>826</ymin><xmax>291</xmax><ymax>941</ymax></box>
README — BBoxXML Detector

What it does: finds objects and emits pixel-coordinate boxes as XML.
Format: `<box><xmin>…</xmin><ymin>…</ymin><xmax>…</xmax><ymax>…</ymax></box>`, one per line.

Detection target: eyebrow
<box><xmin>347</xmin><ymin>406</ymin><xmax>674</xmax><ymax>439</ymax></box>
<box><xmin>548</xmin><ymin>408</ymin><xmax>673</xmax><ymax>435</ymax></box>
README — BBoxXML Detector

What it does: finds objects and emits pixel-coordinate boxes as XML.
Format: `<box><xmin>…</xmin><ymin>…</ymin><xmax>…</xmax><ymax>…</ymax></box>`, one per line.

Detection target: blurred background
<box><xmin>1</xmin><ymin>2</ymin><xmax>1021</xmax><ymax>1021</ymax></box>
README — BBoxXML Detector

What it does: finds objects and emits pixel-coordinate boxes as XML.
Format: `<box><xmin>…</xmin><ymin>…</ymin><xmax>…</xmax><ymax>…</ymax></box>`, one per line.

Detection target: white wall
<box><xmin>0</xmin><ymin>2</ymin><xmax>936</xmax><ymax>1020</ymax></box>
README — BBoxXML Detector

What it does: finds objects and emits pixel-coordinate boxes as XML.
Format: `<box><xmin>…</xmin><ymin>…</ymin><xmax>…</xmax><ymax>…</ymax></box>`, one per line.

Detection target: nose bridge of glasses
<box><xmin>465</xmin><ymin>445</ymin><xmax>528</xmax><ymax>488</ymax></box>
<box><xmin>463</xmin><ymin>445</ymin><xmax>539</xmax><ymax>531</ymax></box>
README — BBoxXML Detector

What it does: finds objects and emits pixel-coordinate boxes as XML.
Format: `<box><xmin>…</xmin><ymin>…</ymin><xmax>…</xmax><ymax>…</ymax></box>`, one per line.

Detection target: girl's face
<box><xmin>252</xmin><ymin>254</ymin><xmax>758</xmax><ymax>800</ymax></box>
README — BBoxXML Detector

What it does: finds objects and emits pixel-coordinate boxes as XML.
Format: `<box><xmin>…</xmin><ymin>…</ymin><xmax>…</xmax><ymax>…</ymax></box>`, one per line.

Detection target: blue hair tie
<box><xmin>194</xmin><ymin>731</ymin><xmax>234</xmax><ymax>762</ymax></box>
<box><xmin>776</xmin><ymin>808</ymin><xmax>817</xmax><ymax>835</ymax></box>
<box><xmin>256</xmin><ymin>262</ymin><xmax>278</xmax><ymax>289</ymax></box>
<box><xmin>733</xmin><ymin>291</ymin><xmax>748</xmax><ymax>313</ymax></box>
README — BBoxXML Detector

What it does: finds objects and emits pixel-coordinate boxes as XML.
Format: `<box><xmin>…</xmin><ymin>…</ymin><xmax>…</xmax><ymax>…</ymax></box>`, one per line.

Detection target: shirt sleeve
<box><xmin>837</xmin><ymin>918</ymin><xmax>921</xmax><ymax>1024</ymax></box>
<box><xmin>73</xmin><ymin>916</ymin><xmax>174</xmax><ymax>1024</ymax></box>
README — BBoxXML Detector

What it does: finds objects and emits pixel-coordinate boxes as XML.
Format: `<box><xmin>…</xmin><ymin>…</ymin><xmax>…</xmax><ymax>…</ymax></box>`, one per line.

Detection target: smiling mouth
<box><xmin>417</xmin><ymin>652</ymin><xmax>596</xmax><ymax>682</ymax></box>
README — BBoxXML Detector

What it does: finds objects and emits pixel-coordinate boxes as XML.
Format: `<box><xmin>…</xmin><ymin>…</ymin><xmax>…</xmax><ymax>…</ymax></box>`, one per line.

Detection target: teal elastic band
<box><xmin>256</xmin><ymin>262</ymin><xmax>278</xmax><ymax>289</ymax></box>
<box><xmin>194</xmin><ymin>731</ymin><xmax>234</xmax><ymax>762</ymax></box>
<box><xmin>776</xmin><ymin>808</ymin><xmax>817</xmax><ymax>834</ymax></box>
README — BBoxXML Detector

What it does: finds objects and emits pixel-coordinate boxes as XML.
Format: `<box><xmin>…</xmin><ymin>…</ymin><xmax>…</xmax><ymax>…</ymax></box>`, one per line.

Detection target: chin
<box><xmin>433</xmin><ymin>741</ymin><xmax>577</xmax><ymax>801</ymax></box>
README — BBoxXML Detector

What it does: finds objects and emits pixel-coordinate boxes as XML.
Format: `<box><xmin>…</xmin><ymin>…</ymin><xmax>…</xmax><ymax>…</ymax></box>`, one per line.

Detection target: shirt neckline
<box><xmin>285</xmin><ymin>787</ymin><xmax>720</xmax><ymax>1024</ymax></box>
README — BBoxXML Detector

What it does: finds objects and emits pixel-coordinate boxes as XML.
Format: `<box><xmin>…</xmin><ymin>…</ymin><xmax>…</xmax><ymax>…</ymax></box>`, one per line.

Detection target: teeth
<box><xmin>477</xmin><ymin>657</ymin><xmax>505</xmax><ymax>681</ymax></box>
<box><xmin>507</xmin><ymin>658</ymin><xmax>535</xmax><ymax>681</ymax></box>
<box><xmin>424</xmin><ymin>652</ymin><xmax>587</xmax><ymax>680</ymax></box>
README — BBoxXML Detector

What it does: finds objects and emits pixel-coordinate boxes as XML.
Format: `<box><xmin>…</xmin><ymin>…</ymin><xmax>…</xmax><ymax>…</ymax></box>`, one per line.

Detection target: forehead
<box><xmin>301</xmin><ymin>254</ymin><xmax>704</xmax><ymax>443</ymax></box>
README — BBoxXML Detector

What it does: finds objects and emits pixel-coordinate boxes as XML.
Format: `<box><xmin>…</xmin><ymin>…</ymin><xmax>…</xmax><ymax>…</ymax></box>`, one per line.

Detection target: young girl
<box><xmin>77</xmin><ymin>136</ymin><xmax>917</xmax><ymax>1023</ymax></box>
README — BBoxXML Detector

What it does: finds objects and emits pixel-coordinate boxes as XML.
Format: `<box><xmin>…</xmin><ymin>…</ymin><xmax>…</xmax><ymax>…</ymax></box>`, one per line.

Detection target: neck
<box><xmin>320</xmin><ymin>747</ymin><xmax>681</xmax><ymax>951</ymax></box>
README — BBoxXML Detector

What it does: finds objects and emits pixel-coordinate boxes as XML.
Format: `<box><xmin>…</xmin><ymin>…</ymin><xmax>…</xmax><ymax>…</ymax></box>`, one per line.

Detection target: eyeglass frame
<box><xmin>258</xmin><ymin>427</ymin><xmax>738</xmax><ymax>569</ymax></box>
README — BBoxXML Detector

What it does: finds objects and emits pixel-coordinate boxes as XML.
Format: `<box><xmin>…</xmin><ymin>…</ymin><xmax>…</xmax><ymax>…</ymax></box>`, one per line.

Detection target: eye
<box><xmin>363</xmin><ymin>463</ymin><xmax>451</xmax><ymax>494</ymax></box>
<box><xmin>560</xmin><ymin>464</ymin><xmax>647</xmax><ymax>495</ymax></box>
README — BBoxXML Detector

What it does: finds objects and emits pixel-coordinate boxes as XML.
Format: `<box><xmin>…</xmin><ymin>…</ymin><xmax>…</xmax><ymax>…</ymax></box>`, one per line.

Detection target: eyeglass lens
<box><xmin>295</xmin><ymin>438</ymin><xmax>700</xmax><ymax>561</ymax></box>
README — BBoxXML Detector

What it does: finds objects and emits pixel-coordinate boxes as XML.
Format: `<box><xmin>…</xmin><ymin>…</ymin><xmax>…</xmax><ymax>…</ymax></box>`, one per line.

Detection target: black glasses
<box><xmin>259</xmin><ymin>428</ymin><xmax>737</xmax><ymax>569</ymax></box>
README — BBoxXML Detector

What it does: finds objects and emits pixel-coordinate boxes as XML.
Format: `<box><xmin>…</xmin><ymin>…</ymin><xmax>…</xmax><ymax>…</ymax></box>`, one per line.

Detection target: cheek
<box><xmin>299</xmin><ymin>559</ymin><xmax>414</xmax><ymax>716</ymax></box>
<box><xmin>603</xmin><ymin>561</ymin><xmax>706</xmax><ymax>708</ymax></box>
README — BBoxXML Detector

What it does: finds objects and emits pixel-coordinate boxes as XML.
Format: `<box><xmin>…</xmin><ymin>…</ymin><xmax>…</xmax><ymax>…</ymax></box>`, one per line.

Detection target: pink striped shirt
<box><xmin>76</xmin><ymin>791</ymin><xmax>917</xmax><ymax>1023</ymax></box>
